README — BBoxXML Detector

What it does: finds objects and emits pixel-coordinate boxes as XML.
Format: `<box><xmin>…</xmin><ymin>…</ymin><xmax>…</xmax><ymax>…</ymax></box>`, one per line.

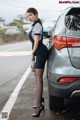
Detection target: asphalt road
<box><xmin>0</xmin><ymin>40</ymin><xmax>80</xmax><ymax>120</ymax></box>
<box><xmin>0</xmin><ymin>41</ymin><xmax>31</xmax><ymax>112</ymax></box>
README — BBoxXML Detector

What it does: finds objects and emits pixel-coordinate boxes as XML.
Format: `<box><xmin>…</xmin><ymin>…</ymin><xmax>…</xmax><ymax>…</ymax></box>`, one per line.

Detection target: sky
<box><xmin>0</xmin><ymin>0</ymin><xmax>80</xmax><ymax>23</ymax></box>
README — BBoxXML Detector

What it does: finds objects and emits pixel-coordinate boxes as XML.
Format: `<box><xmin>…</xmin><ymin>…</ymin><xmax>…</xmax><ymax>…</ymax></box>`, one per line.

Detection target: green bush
<box><xmin>0</xmin><ymin>29</ymin><xmax>6</xmax><ymax>34</ymax></box>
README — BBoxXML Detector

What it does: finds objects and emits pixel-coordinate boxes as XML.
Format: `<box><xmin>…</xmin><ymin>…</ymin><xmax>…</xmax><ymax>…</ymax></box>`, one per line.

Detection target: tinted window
<box><xmin>65</xmin><ymin>8</ymin><xmax>80</xmax><ymax>38</ymax></box>
<box><xmin>65</xmin><ymin>15</ymin><xmax>80</xmax><ymax>31</ymax></box>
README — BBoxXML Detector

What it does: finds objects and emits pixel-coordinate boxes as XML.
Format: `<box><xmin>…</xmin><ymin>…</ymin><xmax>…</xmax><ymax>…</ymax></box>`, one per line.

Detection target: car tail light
<box><xmin>58</xmin><ymin>77</ymin><xmax>78</xmax><ymax>83</ymax></box>
<box><xmin>53</xmin><ymin>36</ymin><xmax>80</xmax><ymax>51</ymax></box>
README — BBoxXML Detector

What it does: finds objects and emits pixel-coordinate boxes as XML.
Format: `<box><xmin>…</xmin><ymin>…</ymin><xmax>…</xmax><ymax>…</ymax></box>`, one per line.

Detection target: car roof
<box><xmin>62</xmin><ymin>6</ymin><xmax>80</xmax><ymax>16</ymax></box>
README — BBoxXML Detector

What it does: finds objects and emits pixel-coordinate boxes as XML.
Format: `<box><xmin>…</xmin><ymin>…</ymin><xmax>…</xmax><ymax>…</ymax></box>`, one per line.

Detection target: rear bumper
<box><xmin>48</xmin><ymin>80</ymin><xmax>80</xmax><ymax>98</ymax></box>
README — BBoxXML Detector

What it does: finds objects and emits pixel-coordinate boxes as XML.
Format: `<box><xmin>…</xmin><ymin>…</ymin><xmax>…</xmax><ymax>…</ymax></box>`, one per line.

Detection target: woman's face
<box><xmin>27</xmin><ymin>12</ymin><xmax>38</xmax><ymax>22</ymax></box>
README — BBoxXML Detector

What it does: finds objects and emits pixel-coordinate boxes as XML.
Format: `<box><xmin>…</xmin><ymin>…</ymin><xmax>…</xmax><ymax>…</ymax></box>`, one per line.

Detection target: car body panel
<box><xmin>47</xmin><ymin>7</ymin><xmax>80</xmax><ymax>100</ymax></box>
<box><xmin>65</xmin><ymin>8</ymin><xmax>80</xmax><ymax>69</ymax></box>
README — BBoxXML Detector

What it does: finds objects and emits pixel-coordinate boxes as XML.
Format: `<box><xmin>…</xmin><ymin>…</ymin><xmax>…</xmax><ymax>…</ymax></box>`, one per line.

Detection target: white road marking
<box><xmin>0</xmin><ymin>66</ymin><xmax>31</xmax><ymax>120</ymax></box>
<box><xmin>0</xmin><ymin>51</ymin><xmax>32</xmax><ymax>57</ymax></box>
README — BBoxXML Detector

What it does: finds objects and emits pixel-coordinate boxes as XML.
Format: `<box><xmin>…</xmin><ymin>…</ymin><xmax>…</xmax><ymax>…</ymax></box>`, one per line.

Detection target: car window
<box><xmin>65</xmin><ymin>8</ymin><xmax>80</xmax><ymax>37</ymax></box>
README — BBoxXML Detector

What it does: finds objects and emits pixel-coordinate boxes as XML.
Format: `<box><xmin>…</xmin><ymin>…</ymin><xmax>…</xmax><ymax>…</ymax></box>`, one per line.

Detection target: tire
<box><xmin>49</xmin><ymin>95</ymin><xmax>64</xmax><ymax>112</ymax></box>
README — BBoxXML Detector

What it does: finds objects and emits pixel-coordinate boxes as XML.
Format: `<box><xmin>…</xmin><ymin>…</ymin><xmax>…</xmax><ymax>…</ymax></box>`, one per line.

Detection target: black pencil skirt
<box><xmin>35</xmin><ymin>47</ymin><xmax>48</xmax><ymax>69</ymax></box>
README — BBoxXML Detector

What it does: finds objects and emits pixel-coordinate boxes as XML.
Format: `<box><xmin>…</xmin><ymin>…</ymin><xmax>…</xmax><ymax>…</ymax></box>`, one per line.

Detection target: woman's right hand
<box><xmin>31</xmin><ymin>51</ymin><xmax>35</xmax><ymax>61</ymax></box>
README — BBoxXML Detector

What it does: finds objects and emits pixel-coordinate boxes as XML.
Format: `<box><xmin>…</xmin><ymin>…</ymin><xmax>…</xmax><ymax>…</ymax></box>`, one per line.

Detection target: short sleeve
<box><xmin>33</xmin><ymin>23</ymin><xmax>42</xmax><ymax>35</ymax></box>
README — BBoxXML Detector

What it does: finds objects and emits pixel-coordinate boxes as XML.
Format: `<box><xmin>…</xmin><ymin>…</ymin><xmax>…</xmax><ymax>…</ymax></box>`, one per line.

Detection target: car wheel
<box><xmin>49</xmin><ymin>95</ymin><xmax>64</xmax><ymax>112</ymax></box>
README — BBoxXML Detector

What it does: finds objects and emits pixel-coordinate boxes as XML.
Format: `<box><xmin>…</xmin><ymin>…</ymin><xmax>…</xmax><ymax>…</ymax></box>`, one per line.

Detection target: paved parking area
<box><xmin>9</xmin><ymin>68</ymin><xmax>80</xmax><ymax>120</ymax></box>
<box><xmin>9</xmin><ymin>70</ymin><xmax>54</xmax><ymax>120</ymax></box>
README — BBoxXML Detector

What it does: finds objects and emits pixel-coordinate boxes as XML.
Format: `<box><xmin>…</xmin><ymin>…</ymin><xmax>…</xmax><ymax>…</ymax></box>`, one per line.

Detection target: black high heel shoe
<box><xmin>32</xmin><ymin>105</ymin><xmax>44</xmax><ymax>117</ymax></box>
<box><xmin>41</xmin><ymin>97</ymin><xmax>44</xmax><ymax>106</ymax></box>
<box><xmin>33</xmin><ymin>97</ymin><xmax>44</xmax><ymax>109</ymax></box>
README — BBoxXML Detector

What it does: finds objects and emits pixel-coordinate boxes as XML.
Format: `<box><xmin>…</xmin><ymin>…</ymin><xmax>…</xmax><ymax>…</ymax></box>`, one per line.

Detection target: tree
<box><xmin>8</xmin><ymin>19</ymin><xmax>26</xmax><ymax>34</ymax></box>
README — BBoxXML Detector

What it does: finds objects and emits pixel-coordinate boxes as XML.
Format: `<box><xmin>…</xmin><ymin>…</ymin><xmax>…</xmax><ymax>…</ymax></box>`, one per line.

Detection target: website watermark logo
<box><xmin>59</xmin><ymin>1</ymin><xmax>80</xmax><ymax>4</ymax></box>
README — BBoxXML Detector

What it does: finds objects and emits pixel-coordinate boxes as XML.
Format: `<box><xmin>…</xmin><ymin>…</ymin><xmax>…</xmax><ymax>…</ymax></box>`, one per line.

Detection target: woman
<box><xmin>26</xmin><ymin>8</ymin><xmax>48</xmax><ymax>117</ymax></box>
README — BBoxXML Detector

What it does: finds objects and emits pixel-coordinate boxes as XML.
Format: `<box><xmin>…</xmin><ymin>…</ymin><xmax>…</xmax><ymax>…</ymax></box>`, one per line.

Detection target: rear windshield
<box><xmin>65</xmin><ymin>8</ymin><xmax>80</xmax><ymax>38</ymax></box>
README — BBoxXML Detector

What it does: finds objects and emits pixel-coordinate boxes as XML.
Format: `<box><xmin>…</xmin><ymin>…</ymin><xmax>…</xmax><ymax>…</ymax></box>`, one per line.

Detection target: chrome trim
<box><xmin>70</xmin><ymin>90</ymin><xmax>80</xmax><ymax>98</ymax></box>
